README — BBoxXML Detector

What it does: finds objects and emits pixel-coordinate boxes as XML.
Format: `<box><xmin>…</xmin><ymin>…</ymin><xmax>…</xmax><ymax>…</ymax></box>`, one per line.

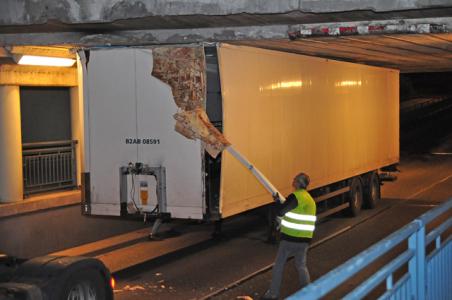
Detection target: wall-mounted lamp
<box><xmin>17</xmin><ymin>55</ymin><xmax>76</xmax><ymax>67</ymax></box>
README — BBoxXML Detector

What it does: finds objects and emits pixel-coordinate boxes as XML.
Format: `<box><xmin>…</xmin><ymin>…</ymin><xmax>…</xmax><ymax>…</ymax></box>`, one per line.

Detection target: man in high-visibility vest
<box><xmin>262</xmin><ymin>172</ymin><xmax>316</xmax><ymax>300</ymax></box>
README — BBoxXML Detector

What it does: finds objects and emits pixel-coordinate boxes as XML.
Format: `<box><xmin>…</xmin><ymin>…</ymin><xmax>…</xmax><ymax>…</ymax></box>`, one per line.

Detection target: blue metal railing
<box><xmin>288</xmin><ymin>199</ymin><xmax>452</xmax><ymax>300</ymax></box>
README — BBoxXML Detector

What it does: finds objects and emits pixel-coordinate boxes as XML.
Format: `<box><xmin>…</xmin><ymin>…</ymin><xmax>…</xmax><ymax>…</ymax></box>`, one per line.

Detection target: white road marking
<box><xmin>408</xmin><ymin>173</ymin><xmax>452</xmax><ymax>199</ymax></box>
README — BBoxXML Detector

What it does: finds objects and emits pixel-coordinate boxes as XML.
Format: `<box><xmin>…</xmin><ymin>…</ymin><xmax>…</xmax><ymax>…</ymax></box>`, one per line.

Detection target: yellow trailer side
<box><xmin>218</xmin><ymin>44</ymin><xmax>399</xmax><ymax>218</ymax></box>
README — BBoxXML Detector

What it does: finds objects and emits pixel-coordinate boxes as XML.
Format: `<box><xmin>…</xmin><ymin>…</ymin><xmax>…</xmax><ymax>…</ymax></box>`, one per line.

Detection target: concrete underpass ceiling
<box><xmin>1</xmin><ymin>1</ymin><xmax>452</xmax><ymax>74</ymax></box>
<box><xmin>233</xmin><ymin>33</ymin><xmax>452</xmax><ymax>73</ymax></box>
<box><xmin>2</xmin><ymin>33</ymin><xmax>451</xmax><ymax>73</ymax></box>
<box><xmin>1</xmin><ymin>7</ymin><xmax>452</xmax><ymax>34</ymax></box>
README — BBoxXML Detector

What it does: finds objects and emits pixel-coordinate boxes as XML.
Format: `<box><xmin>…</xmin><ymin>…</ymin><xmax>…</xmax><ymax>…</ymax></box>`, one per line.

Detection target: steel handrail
<box><xmin>22</xmin><ymin>140</ymin><xmax>77</xmax><ymax>148</ymax></box>
<box><xmin>288</xmin><ymin>198</ymin><xmax>452</xmax><ymax>300</ymax></box>
<box><xmin>378</xmin><ymin>273</ymin><xmax>410</xmax><ymax>300</ymax></box>
<box><xmin>417</xmin><ymin>199</ymin><xmax>452</xmax><ymax>224</ymax></box>
<box><xmin>22</xmin><ymin>140</ymin><xmax>78</xmax><ymax>195</ymax></box>
<box><xmin>426</xmin><ymin>218</ymin><xmax>452</xmax><ymax>246</ymax></box>
<box><xmin>343</xmin><ymin>249</ymin><xmax>415</xmax><ymax>299</ymax></box>
<box><xmin>22</xmin><ymin>147</ymin><xmax>74</xmax><ymax>155</ymax></box>
<box><xmin>287</xmin><ymin>221</ymin><xmax>420</xmax><ymax>299</ymax></box>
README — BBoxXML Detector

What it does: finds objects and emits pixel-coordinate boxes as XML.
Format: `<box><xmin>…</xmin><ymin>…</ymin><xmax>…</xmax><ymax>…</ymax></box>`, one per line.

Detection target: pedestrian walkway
<box><xmin>50</xmin><ymin>221</ymin><xmax>213</xmax><ymax>273</ymax></box>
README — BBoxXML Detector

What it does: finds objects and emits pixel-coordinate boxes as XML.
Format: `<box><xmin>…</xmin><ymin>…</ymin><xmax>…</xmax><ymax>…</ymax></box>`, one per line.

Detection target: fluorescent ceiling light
<box><xmin>17</xmin><ymin>55</ymin><xmax>76</xmax><ymax>67</ymax></box>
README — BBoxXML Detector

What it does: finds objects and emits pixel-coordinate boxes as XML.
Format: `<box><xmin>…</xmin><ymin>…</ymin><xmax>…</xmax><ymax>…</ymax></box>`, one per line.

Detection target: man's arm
<box><xmin>276</xmin><ymin>194</ymin><xmax>297</xmax><ymax>216</ymax></box>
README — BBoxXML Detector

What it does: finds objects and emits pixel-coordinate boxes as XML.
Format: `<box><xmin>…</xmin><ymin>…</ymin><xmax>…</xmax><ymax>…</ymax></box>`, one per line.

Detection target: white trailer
<box><xmin>78</xmin><ymin>44</ymin><xmax>399</xmax><ymax>228</ymax></box>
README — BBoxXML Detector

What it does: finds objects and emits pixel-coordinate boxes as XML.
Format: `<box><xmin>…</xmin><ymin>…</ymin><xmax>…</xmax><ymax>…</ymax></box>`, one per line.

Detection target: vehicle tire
<box><xmin>58</xmin><ymin>268</ymin><xmax>107</xmax><ymax>300</ymax></box>
<box><xmin>364</xmin><ymin>172</ymin><xmax>380</xmax><ymax>209</ymax></box>
<box><xmin>347</xmin><ymin>177</ymin><xmax>363</xmax><ymax>217</ymax></box>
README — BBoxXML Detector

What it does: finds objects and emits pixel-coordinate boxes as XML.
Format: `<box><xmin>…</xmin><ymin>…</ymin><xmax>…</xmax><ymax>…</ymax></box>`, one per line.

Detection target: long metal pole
<box><xmin>226</xmin><ymin>146</ymin><xmax>286</xmax><ymax>203</ymax></box>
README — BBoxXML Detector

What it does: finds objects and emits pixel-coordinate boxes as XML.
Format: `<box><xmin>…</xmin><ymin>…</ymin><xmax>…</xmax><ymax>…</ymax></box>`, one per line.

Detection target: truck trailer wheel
<box><xmin>347</xmin><ymin>177</ymin><xmax>363</xmax><ymax>217</ymax></box>
<box><xmin>364</xmin><ymin>172</ymin><xmax>380</xmax><ymax>209</ymax></box>
<box><xmin>58</xmin><ymin>269</ymin><xmax>106</xmax><ymax>300</ymax></box>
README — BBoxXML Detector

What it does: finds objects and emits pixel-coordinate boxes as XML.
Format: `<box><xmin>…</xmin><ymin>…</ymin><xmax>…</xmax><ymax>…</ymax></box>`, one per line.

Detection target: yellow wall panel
<box><xmin>218</xmin><ymin>44</ymin><xmax>399</xmax><ymax>218</ymax></box>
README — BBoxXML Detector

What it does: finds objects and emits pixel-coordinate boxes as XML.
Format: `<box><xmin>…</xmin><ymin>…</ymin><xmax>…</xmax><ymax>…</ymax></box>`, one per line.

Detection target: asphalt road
<box><xmin>113</xmin><ymin>98</ymin><xmax>452</xmax><ymax>299</ymax></box>
<box><xmin>112</xmin><ymin>153</ymin><xmax>452</xmax><ymax>300</ymax></box>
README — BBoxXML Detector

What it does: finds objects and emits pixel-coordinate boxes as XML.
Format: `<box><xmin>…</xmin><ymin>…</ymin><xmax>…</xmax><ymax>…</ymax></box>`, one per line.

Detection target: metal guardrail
<box><xmin>22</xmin><ymin>140</ymin><xmax>77</xmax><ymax>195</ymax></box>
<box><xmin>288</xmin><ymin>198</ymin><xmax>452</xmax><ymax>300</ymax></box>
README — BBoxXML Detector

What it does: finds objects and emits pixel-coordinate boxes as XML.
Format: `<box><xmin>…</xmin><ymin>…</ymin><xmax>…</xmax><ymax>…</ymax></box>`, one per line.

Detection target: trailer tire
<box><xmin>57</xmin><ymin>268</ymin><xmax>106</xmax><ymax>300</ymax></box>
<box><xmin>347</xmin><ymin>177</ymin><xmax>363</xmax><ymax>217</ymax></box>
<box><xmin>364</xmin><ymin>173</ymin><xmax>380</xmax><ymax>209</ymax></box>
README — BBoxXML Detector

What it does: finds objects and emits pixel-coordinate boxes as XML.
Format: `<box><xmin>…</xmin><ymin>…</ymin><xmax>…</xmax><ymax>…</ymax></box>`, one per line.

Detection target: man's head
<box><xmin>293</xmin><ymin>172</ymin><xmax>310</xmax><ymax>190</ymax></box>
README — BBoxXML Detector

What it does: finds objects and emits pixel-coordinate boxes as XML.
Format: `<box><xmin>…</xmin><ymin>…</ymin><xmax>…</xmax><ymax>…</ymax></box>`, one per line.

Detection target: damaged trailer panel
<box><xmin>80</xmin><ymin>43</ymin><xmax>399</xmax><ymax>221</ymax></box>
<box><xmin>80</xmin><ymin>47</ymin><xmax>205</xmax><ymax>219</ymax></box>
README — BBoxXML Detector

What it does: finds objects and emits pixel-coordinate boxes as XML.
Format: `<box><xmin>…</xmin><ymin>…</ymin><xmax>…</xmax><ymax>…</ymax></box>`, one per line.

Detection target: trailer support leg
<box><xmin>212</xmin><ymin>220</ymin><xmax>223</xmax><ymax>239</ymax></box>
<box><xmin>149</xmin><ymin>218</ymin><xmax>163</xmax><ymax>240</ymax></box>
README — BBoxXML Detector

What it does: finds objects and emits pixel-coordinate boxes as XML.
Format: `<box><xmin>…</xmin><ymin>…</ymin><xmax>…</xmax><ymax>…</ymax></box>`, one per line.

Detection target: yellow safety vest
<box><xmin>281</xmin><ymin>189</ymin><xmax>317</xmax><ymax>239</ymax></box>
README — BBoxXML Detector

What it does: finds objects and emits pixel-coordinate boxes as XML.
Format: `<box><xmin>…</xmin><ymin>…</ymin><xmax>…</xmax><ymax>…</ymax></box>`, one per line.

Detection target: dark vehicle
<box><xmin>0</xmin><ymin>254</ymin><xmax>114</xmax><ymax>300</ymax></box>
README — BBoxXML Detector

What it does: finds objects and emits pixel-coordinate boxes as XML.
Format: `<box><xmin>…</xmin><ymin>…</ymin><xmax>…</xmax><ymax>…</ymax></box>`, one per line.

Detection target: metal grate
<box><xmin>426</xmin><ymin>225</ymin><xmax>452</xmax><ymax>300</ymax></box>
<box><xmin>22</xmin><ymin>140</ymin><xmax>77</xmax><ymax>195</ymax></box>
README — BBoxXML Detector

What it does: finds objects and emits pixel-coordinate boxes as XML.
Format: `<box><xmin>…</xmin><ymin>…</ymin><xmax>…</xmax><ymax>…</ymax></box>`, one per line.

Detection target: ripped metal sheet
<box><xmin>152</xmin><ymin>46</ymin><xmax>230</xmax><ymax>157</ymax></box>
<box><xmin>152</xmin><ymin>47</ymin><xmax>206</xmax><ymax>111</ymax></box>
<box><xmin>173</xmin><ymin>108</ymin><xmax>230</xmax><ymax>158</ymax></box>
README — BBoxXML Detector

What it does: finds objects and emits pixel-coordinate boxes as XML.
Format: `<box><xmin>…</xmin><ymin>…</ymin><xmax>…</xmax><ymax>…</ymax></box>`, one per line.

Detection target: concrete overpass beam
<box><xmin>1</xmin><ymin>0</ymin><xmax>452</xmax><ymax>26</ymax></box>
<box><xmin>1</xmin><ymin>16</ymin><xmax>451</xmax><ymax>47</ymax></box>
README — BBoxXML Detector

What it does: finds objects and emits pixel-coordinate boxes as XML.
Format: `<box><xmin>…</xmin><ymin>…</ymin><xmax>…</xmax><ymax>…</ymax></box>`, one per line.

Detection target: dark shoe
<box><xmin>148</xmin><ymin>233</ymin><xmax>163</xmax><ymax>241</ymax></box>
